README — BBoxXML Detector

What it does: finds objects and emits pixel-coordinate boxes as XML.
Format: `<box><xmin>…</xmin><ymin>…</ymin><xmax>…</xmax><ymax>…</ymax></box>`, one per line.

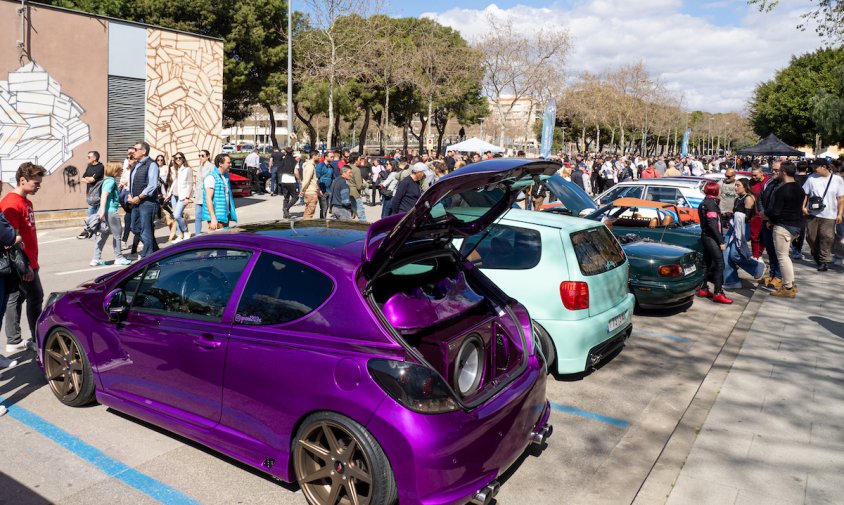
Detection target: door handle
<box><xmin>193</xmin><ymin>335</ymin><xmax>222</xmax><ymax>349</ymax></box>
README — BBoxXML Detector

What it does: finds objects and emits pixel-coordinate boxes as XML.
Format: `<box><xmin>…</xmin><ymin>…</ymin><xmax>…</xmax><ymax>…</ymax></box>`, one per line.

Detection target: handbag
<box><xmin>807</xmin><ymin>174</ymin><xmax>833</xmax><ymax>213</ymax></box>
<box><xmin>0</xmin><ymin>244</ymin><xmax>30</xmax><ymax>278</ymax></box>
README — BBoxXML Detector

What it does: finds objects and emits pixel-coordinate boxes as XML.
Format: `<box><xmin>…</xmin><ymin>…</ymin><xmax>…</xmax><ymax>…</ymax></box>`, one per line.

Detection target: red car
<box><xmin>229</xmin><ymin>172</ymin><xmax>252</xmax><ymax>197</ymax></box>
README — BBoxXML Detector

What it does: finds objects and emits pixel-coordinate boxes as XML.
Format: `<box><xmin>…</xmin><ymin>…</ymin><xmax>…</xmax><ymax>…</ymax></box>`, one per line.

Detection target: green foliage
<box><xmin>749</xmin><ymin>47</ymin><xmax>844</xmax><ymax>146</ymax></box>
<box><xmin>749</xmin><ymin>0</ymin><xmax>844</xmax><ymax>41</ymax></box>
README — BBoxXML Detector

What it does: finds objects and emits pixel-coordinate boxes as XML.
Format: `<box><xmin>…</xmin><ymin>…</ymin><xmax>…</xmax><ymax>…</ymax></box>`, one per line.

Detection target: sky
<box><xmin>384</xmin><ymin>0</ymin><xmax>828</xmax><ymax>113</ymax></box>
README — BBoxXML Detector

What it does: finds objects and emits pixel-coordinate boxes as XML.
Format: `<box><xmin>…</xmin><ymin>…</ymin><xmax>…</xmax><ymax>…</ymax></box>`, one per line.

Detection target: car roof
<box><xmin>501</xmin><ymin>208</ymin><xmax>604</xmax><ymax>233</ymax></box>
<box><xmin>616</xmin><ymin>179</ymin><xmax>702</xmax><ymax>188</ymax></box>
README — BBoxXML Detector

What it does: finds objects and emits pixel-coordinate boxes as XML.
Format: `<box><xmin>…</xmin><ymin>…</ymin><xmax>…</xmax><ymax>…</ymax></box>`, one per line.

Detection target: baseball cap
<box><xmin>412</xmin><ymin>163</ymin><xmax>428</xmax><ymax>173</ymax></box>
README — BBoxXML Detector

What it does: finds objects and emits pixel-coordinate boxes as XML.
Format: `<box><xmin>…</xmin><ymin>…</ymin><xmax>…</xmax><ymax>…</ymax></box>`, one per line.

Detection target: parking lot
<box><xmin>0</xmin><ymin>195</ymin><xmax>760</xmax><ymax>504</ymax></box>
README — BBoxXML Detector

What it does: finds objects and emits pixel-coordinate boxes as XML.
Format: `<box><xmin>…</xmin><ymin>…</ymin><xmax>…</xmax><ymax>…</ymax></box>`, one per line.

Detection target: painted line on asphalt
<box><xmin>0</xmin><ymin>396</ymin><xmax>201</xmax><ymax>505</ymax></box>
<box><xmin>632</xmin><ymin>330</ymin><xmax>693</xmax><ymax>343</ymax></box>
<box><xmin>56</xmin><ymin>265</ymin><xmax>123</xmax><ymax>276</ymax></box>
<box><xmin>40</xmin><ymin>237</ymin><xmax>78</xmax><ymax>245</ymax></box>
<box><xmin>551</xmin><ymin>402</ymin><xmax>630</xmax><ymax>428</ymax></box>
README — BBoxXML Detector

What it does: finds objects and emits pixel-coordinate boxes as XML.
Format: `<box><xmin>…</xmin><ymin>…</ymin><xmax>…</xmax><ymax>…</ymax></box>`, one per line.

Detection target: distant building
<box><xmin>0</xmin><ymin>0</ymin><xmax>223</xmax><ymax>210</ymax></box>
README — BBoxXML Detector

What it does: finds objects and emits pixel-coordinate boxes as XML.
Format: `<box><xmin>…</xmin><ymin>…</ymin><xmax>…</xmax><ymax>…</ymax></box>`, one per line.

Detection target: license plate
<box><xmin>684</xmin><ymin>264</ymin><xmax>697</xmax><ymax>275</ymax></box>
<box><xmin>608</xmin><ymin>312</ymin><xmax>626</xmax><ymax>332</ymax></box>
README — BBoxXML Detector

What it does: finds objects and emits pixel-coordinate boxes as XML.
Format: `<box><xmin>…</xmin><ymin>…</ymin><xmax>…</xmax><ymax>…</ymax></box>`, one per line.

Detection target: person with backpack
<box><xmin>315</xmin><ymin>153</ymin><xmax>333</xmax><ymax>219</ymax></box>
<box><xmin>76</xmin><ymin>151</ymin><xmax>105</xmax><ymax>239</ymax></box>
<box><xmin>91</xmin><ymin>162</ymin><xmax>132</xmax><ymax>267</ymax></box>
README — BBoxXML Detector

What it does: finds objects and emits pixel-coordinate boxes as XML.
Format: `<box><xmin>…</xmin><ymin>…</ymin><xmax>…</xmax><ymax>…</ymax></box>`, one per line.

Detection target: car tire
<box><xmin>43</xmin><ymin>328</ymin><xmax>96</xmax><ymax>407</ymax></box>
<box><xmin>293</xmin><ymin>411</ymin><xmax>397</xmax><ymax>505</ymax></box>
<box><xmin>533</xmin><ymin>321</ymin><xmax>556</xmax><ymax>372</ymax></box>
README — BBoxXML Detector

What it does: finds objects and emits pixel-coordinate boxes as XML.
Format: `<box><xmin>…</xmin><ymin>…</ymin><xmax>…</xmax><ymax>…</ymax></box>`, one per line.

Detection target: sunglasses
<box><xmin>174</xmin><ymin>157</ymin><xmax>184</xmax><ymax>161</ymax></box>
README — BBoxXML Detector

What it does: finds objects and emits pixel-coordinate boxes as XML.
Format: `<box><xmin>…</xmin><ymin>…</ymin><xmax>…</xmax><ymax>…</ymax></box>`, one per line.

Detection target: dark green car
<box><xmin>543</xmin><ymin>175</ymin><xmax>704</xmax><ymax>309</ymax></box>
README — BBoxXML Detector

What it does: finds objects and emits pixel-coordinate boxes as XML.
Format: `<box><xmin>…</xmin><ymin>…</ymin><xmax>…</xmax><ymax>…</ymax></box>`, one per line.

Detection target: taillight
<box><xmin>560</xmin><ymin>281</ymin><xmax>589</xmax><ymax>310</ymax></box>
<box><xmin>658</xmin><ymin>264</ymin><xmax>683</xmax><ymax>277</ymax></box>
<box><xmin>368</xmin><ymin>359</ymin><xmax>459</xmax><ymax>414</ymax></box>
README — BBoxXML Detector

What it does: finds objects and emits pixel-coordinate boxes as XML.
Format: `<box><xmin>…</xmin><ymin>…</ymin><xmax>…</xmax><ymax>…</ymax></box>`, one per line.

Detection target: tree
<box><xmin>749</xmin><ymin>0</ymin><xmax>844</xmax><ymax>41</ymax></box>
<box><xmin>748</xmin><ymin>47</ymin><xmax>844</xmax><ymax>147</ymax></box>
<box><xmin>475</xmin><ymin>14</ymin><xmax>570</xmax><ymax>147</ymax></box>
<box><xmin>300</xmin><ymin>1</ymin><xmax>374</xmax><ymax>149</ymax></box>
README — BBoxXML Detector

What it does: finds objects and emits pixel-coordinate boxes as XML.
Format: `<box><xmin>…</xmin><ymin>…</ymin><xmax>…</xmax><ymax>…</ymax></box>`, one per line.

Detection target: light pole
<box><xmin>479</xmin><ymin>118</ymin><xmax>485</xmax><ymax>141</ymax></box>
<box><xmin>286</xmin><ymin>0</ymin><xmax>294</xmax><ymax>148</ymax></box>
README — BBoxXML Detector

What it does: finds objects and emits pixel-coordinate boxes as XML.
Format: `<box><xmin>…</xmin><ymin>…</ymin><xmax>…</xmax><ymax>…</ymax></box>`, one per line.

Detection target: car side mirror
<box><xmin>104</xmin><ymin>289</ymin><xmax>128</xmax><ymax>322</ymax></box>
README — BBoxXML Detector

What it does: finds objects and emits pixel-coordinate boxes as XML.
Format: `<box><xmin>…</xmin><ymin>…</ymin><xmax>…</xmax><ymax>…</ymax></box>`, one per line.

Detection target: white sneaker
<box><xmin>90</xmin><ymin>259</ymin><xmax>101</xmax><ymax>267</ymax></box>
<box><xmin>5</xmin><ymin>341</ymin><xmax>31</xmax><ymax>353</ymax></box>
<box><xmin>0</xmin><ymin>405</ymin><xmax>7</xmax><ymax>416</ymax></box>
<box><xmin>0</xmin><ymin>356</ymin><xmax>17</xmax><ymax>369</ymax></box>
<box><xmin>183</xmin><ymin>232</ymin><xmax>191</xmax><ymax>240</ymax></box>
<box><xmin>172</xmin><ymin>236</ymin><xmax>183</xmax><ymax>243</ymax></box>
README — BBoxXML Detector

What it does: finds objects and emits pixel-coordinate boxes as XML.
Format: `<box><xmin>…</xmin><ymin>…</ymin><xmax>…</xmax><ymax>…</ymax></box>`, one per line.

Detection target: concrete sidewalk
<box><xmin>663</xmin><ymin>260</ymin><xmax>844</xmax><ymax>505</ymax></box>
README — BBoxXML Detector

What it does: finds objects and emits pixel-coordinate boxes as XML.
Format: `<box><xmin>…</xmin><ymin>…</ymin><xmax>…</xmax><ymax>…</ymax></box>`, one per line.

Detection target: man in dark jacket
<box><xmin>391</xmin><ymin>163</ymin><xmax>427</xmax><ymax>215</ymax></box>
<box><xmin>329</xmin><ymin>166</ymin><xmax>353</xmax><ymax>220</ymax></box>
<box><xmin>278</xmin><ymin>148</ymin><xmax>298</xmax><ymax>218</ymax></box>
<box><xmin>768</xmin><ymin>162</ymin><xmax>805</xmax><ymax>297</ymax></box>
<box><xmin>77</xmin><ymin>150</ymin><xmax>105</xmax><ymax>238</ymax></box>
<box><xmin>759</xmin><ymin>162</ymin><xmax>783</xmax><ymax>288</ymax></box>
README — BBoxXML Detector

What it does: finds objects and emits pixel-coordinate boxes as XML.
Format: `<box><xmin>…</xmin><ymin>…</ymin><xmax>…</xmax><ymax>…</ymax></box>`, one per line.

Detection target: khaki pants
<box><xmin>303</xmin><ymin>192</ymin><xmax>318</xmax><ymax>220</ymax></box>
<box><xmin>806</xmin><ymin>216</ymin><xmax>836</xmax><ymax>263</ymax></box>
<box><xmin>773</xmin><ymin>225</ymin><xmax>798</xmax><ymax>288</ymax></box>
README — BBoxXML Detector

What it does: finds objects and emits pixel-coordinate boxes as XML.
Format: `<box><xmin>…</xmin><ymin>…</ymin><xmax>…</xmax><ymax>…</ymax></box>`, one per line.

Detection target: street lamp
<box><xmin>479</xmin><ymin>118</ymin><xmax>485</xmax><ymax>141</ymax></box>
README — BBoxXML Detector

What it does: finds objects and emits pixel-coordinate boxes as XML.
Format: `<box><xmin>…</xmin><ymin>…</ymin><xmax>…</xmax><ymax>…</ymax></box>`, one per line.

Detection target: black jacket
<box><xmin>391</xmin><ymin>176</ymin><xmax>422</xmax><ymax>215</ymax></box>
<box><xmin>766</xmin><ymin>182</ymin><xmax>805</xmax><ymax>228</ymax></box>
<box><xmin>698</xmin><ymin>196</ymin><xmax>724</xmax><ymax>244</ymax></box>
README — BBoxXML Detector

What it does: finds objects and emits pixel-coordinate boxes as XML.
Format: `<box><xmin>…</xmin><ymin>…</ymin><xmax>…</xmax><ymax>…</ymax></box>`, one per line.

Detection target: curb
<box><xmin>631</xmin><ymin>286</ymin><xmax>769</xmax><ymax>504</ymax></box>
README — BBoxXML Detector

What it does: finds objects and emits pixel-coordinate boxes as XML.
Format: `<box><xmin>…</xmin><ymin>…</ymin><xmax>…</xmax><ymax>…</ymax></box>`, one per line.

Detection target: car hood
<box><xmin>545</xmin><ymin>174</ymin><xmax>598</xmax><ymax>216</ymax></box>
<box><xmin>364</xmin><ymin>159</ymin><xmax>559</xmax><ymax>268</ymax></box>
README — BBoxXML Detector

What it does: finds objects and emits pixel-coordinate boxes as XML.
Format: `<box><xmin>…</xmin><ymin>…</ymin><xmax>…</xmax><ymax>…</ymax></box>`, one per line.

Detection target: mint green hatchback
<box><xmin>457</xmin><ymin>209</ymin><xmax>634</xmax><ymax>375</ymax></box>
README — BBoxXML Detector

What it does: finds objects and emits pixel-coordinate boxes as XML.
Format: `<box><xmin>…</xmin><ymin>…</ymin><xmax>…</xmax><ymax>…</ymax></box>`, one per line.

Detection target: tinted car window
<box><xmin>125</xmin><ymin>248</ymin><xmax>251</xmax><ymax>320</ymax></box>
<box><xmin>235</xmin><ymin>253</ymin><xmax>334</xmax><ymax>325</ymax></box>
<box><xmin>598</xmin><ymin>185</ymin><xmax>643</xmax><ymax>204</ymax></box>
<box><xmin>461</xmin><ymin>224</ymin><xmax>542</xmax><ymax>270</ymax></box>
<box><xmin>570</xmin><ymin>226</ymin><xmax>625</xmax><ymax>276</ymax></box>
<box><xmin>646</xmin><ymin>187</ymin><xmax>681</xmax><ymax>205</ymax></box>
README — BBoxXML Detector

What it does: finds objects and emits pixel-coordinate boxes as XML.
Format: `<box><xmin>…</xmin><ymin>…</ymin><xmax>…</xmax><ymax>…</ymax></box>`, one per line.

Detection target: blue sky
<box><xmin>392</xmin><ymin>0</ymin><xmax>751</xmax><ymax>26</ymax></box>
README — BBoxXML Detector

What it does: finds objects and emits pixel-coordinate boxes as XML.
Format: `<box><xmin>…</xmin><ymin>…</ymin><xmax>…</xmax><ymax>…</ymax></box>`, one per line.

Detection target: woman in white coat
<box><xmin>169</xmin><ymin>152</ymin><xmax>194</xmax><ymax>242</ymax></box>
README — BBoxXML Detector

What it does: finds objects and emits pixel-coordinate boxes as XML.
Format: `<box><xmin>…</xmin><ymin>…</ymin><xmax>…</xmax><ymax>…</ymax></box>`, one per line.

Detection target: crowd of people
<box><xmin>0</xmin><ymin>142</ymin><xmax>842</xmax><ymax>415</ymax></box>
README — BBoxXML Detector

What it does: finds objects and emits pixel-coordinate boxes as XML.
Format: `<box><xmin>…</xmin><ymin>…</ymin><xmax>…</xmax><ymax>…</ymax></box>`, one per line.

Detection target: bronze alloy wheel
<box><xmin>44</xmin><ymin>329</ymin><xmax>94</xmax><ymax>406</ymax></box>
<box><xmin>295</xmin><ymin>420</ymin><xmax>376</xmax><ymax>505</ymax></box>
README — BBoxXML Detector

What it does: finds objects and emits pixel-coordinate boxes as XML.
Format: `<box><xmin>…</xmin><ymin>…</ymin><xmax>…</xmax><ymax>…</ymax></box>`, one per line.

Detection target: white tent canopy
<box><xmin>446</xmin><ymin>137</ymin><xmax>505</xmax><ymax>153</ymax></box>
<box><xmin>817</xmin><ymin>150</ymin><xmax>839</xmax><ymax>159</ymax></box>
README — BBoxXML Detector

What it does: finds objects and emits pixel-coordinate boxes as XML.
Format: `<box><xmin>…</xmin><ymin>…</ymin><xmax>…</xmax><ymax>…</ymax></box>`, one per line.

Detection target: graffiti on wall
<box><xmin>0</xmin><ymin>63</ymin><xmax>90</xmax><ymax>185</ymax></box>
<box><xmin>146</xmin><ymin>30</ymin><xmax>223</xmax><ymax>162</ymax></box>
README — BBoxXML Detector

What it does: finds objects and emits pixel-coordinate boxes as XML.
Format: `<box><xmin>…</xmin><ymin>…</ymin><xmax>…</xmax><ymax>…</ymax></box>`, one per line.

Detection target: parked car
<box><xmin>587</xmin><ymin>198</ymin><xmax>703</xmax><ymax>253</ymax></box>
<box><xmin>594</xmin><ymin>178</ymin><xmax>705</xmax><ymax>209</ymax></box>
<box><xmin>35</xmin><ymin>159</ymin><xmax>555</xmax><ymax>505</ymax></box>
<box><xmin>229</xmin><ymin>171</ymin><xmax>252</xmax><ymax>197</ymax></box>
<box><xmin>542</xmin><ymin>175</ymin><xmax>704</xmax><ymax>309</ymax></box>
<box><xmin>455</xmin><ymin>209</ymin><xmax>635</xmax><ymax>375</ymax></box>
<box><xmin>221</xmin><ymin>144</ymin><xmax>236</xmax><ymax>153</ymax></box>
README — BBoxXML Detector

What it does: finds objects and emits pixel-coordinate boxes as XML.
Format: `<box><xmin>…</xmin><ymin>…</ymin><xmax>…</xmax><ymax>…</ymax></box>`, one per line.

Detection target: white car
<box><xmin>594</xmin><ymin>179</ymin><xmax>706</xmax><ymax>208</ymax></box>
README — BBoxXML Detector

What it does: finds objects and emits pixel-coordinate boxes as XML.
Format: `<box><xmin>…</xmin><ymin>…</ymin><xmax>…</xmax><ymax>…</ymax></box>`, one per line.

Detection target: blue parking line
<box><xmin>551</xmin><ymin>402</ymin><xmax>630</xmax><ymax>428</ymax></box>
<box><xmin>0</xmin><ymin>396</ymin><xmax>200</xmax><ymax>505</ymax></box>
<box><xmin>632</xmin><ymin>330</ymin><xmax>693</xmax><ymax>343</ymax></box>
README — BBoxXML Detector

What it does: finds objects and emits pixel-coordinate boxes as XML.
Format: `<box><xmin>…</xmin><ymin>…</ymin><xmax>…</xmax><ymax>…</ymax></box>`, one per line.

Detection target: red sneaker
<box><xmin>696</xmin><ymin>288</ymin><xmax>712</xmax><ymax>298</ymax></box>
<box><xmin>712</xmin><ymin>293</ymin><xmax>733</xmax><ymax>304</ymax></box>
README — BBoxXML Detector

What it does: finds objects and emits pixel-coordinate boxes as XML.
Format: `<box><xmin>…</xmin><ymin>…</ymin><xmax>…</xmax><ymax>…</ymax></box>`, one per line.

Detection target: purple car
<box><xmin>36</xmin><ymin>159</ymin><xmax>555</xmax><ymax>505</ymax></box>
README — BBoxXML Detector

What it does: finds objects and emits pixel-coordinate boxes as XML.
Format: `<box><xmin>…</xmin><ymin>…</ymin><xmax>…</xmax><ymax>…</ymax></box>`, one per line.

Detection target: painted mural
<box><xmin>145</xmin><ymin>29</ymin><xmax>223</xmax><ymax>161</ymax></box>
<box><xmin>0</xmin><ymin>62</ymin><xmax>90</xmax><ymax>185</ymax></box>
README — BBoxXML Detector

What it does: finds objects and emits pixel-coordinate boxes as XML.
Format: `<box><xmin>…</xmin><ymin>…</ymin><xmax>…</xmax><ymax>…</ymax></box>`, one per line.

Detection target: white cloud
<box><xmin>421</xmin><ymin>0</ymin><xmax>825</xmax><ymax>112</ymax></box>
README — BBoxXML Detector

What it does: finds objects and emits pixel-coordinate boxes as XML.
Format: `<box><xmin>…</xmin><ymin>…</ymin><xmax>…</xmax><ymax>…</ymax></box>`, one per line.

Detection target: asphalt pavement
<box><xmin>0</xmin><ymin>193</ymin><xmax>841</xmax><ymax>504</ymax></box>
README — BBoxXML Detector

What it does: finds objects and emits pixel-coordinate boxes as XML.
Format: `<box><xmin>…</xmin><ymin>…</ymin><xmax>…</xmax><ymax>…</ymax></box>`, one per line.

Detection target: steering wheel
<box><xmin>179</xmin><ymin>267</ymin><xmax>231</xmax><ymax>308</ymax></box>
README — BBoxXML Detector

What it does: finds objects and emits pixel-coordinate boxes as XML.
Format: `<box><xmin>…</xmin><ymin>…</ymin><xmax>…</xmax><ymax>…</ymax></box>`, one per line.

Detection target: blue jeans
<box><xmin>762</xmin><ymin>225</ymin><xmax>781</xmax><ymax>278</ymax></box>
<box><xmin>171</xmin><ymin>196</ymin><xmax>188</xmax><ymax>233</ymax></box>
<box><xmin>194</xmin><ymin>204</ymin><xmax>203</xmax><ymax>235</ymax></box>
<box><xmin>381</xmin><ymin>196</ymin><xmax>393</xmax><ymax>218</ymax></box>
<box><xmin>723</xmin><ymin>230</ymin><xmax>764</xmax><ymax>285</ymax></box>
<box><xmin>355</xmin><ymin>197</ymin><xmax>367</xmax><ymax>223</ymax></box>
<box><xmin>131</xmin><ymin>200</ymin><xmax>158</xmax><ymax>258</ymax></box>
<box><xmin>270</xmin><ymin>167</ymin><xmax>278</xmax><ymax>194</ymax></box>
<box><xmin>87</xmin><ymin>204</ymin><xmax>99</xmax><ymax>216</ymax></box>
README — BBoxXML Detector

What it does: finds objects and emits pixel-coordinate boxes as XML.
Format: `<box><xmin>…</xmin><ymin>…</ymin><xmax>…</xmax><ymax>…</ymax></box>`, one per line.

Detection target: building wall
<box><xmin>145</xmin><ymin>29</ymin><xmax>223</xmax><ymax>163</ymax></box>
<box><xmin>0</xmin><ymin>1</ymin><xmax>106</xmax><ymax>211</ymax></box>
<box><xmin>0</xmin><ymin>1</ymin><xmax>223</xmax><ymax>211</ymax></box>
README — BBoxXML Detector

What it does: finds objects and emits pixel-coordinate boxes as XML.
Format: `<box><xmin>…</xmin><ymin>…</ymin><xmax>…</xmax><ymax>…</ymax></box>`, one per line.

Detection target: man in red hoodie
<box><xmin>2</xmin><ymin>162</ymin><xmax>44</xmax><ymax>353</ymax></box>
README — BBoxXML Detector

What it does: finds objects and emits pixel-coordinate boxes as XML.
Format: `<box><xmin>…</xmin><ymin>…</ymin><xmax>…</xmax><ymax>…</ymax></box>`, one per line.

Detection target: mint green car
<box><xmin>457</xmin><ymin>209</ymin><xmax>634</xmax><ymax>375</ymax></box>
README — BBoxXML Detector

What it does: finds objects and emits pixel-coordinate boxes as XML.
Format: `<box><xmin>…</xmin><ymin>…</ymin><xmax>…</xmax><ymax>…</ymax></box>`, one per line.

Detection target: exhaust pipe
<box><xmin>530</xmin><ymin>424</ymin><xmax>553</xmax><ymax>446</ymax></box>
<box><xmin>470</xmin><ymin>481</ymin><xmax>500</xmax><ymax>505</ymax></box>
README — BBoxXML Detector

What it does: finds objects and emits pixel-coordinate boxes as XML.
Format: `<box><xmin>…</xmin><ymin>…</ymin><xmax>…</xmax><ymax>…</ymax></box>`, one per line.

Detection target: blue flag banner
<box><xmin>681</xmin><ymin>128</ymin><xmax>691</xmax><ymax>157</ymax></box>
<box><xmin>540</xmin><ymin>99</ymin><xmax>557</xmax><ymax>159</ymax></box>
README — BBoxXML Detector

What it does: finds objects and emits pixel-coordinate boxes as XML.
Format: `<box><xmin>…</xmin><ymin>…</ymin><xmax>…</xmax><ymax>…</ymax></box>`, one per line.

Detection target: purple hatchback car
<box><xmin>36</xmin><ymin>159</ymin><xmax>555</xmax><ymax>505</ymax></box>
